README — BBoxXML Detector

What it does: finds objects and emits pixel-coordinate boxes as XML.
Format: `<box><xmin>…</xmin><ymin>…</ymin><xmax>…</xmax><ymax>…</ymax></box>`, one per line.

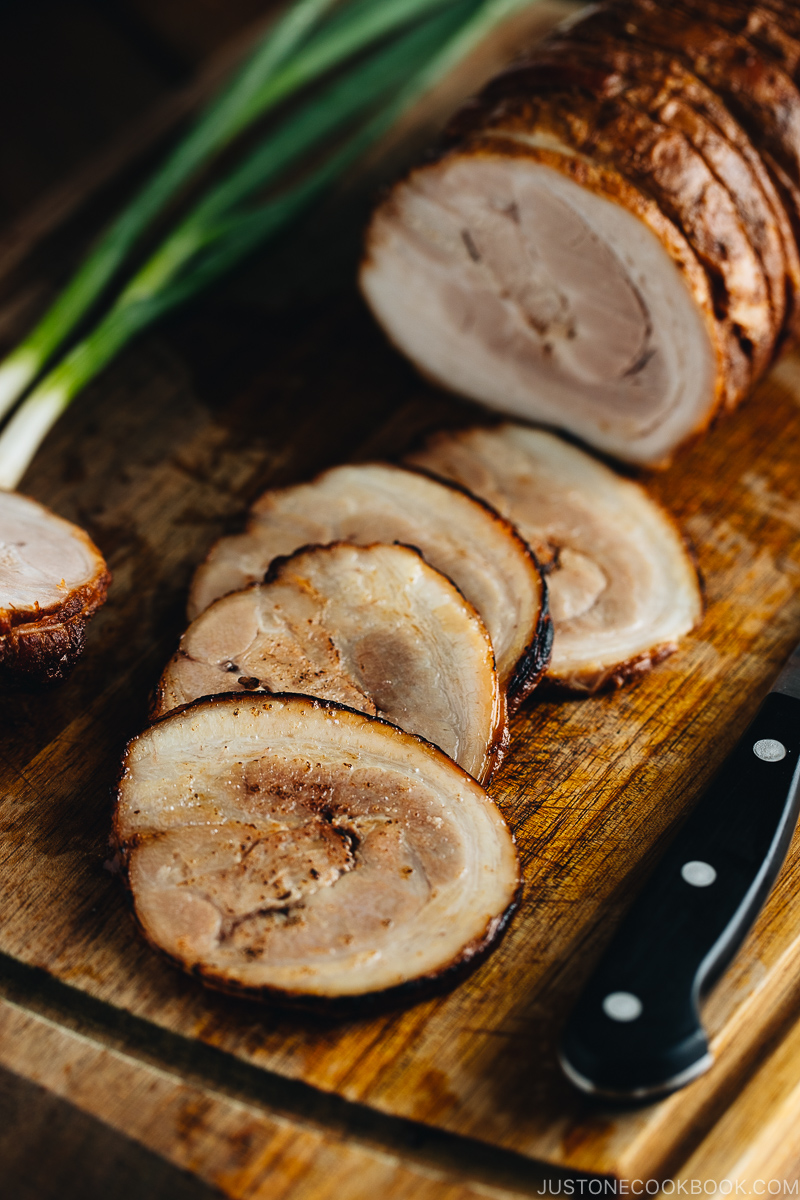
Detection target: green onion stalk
<box><xmin>0</xmin><ymin>0</ymin><xmax>537</xmax><ymax>490</ymax></box>
<box><xmin>0</xmin><ymin>0</ymin><xmax>464</xmax><ymax>420</ymax></box>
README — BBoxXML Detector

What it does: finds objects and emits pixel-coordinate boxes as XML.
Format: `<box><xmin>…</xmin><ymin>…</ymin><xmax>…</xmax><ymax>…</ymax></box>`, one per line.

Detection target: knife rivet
<box><xmin>602</xmin><ymin>992</ymin><xmax>642</xmax><ymax>1022</ymax></box>
<box><xmin>753</xmin><ymin>739</ymin><xmax>787</xmax><ymax>762</ymax></box>
<box><xmin>681</xmin><ymin>860</ymin><xmax>717</xmax><ymax>887</ymax></box>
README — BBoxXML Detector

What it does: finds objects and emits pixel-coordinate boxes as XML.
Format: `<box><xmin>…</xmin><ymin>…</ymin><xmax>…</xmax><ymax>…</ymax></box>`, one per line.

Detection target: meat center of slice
<box><xmin>132</xmin><ymin>753</ymin><xmax>466</xmax><ymax>968</ymax></box>
<box><xmin>362</xmin><ymin>151</ymin><xmax>718</xmax><ymax>461</ymax></box>
<box><xmin>547</xmin><ymin>547</ymin><xmax>608</xmax><ymax>622</ymax></box>
<box><xmin>445</xmin><ymin>180</ymin><xmax>650</xmax><ymax>385</ymax></box>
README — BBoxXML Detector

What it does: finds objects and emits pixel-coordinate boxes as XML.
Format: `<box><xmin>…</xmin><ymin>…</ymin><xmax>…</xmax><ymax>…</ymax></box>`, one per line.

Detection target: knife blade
<box><xmin>559</xmin><ymin>639</ymin><xmax>800</xmax><ymax>1102</ymax></box>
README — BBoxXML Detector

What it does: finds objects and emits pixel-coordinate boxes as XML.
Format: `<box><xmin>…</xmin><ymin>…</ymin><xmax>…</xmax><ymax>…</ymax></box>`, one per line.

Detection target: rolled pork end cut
<box><xmin>0</xmin><ymin>491</ymin><xmax>110</xmax><ymax>688</ymax></box>
<box><xmin>114</xmin><ymin>694</ymin><xmax>520</xmax><ymax>1002</ymax></box>
<box><xmin>155</xmin><ymin>542</ymin><xmax>506</xmax><ymax>784</ymax></box>
<box><xmin>360</xmin><ymin>145</ymin><xmax>724</xmax><ymax>466</ymax></box>
<box><xmin>407</xmin><ymin>424</ymin><xmax>702</xmax><ymax>693</ymax></box>
<box><xmin>188</xmin><ymin>463</ymin><xmax>551</xmax><ymax>707</ymax></box>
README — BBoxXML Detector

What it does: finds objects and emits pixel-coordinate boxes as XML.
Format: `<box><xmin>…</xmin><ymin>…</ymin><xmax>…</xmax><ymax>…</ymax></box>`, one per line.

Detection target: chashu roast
<box><xmin>360</xmin><ymin>0</ymin><xmax>800</xmax><ymax>464</ymax></box>
<box><xmin>155</xmin><ymin>542</ymin><xmax>506</xmax><ymax>785</ymax></box>
<box><xmin>512</xmin><ymin>36</ymin><xmax>799</xmax><ymax>346</ymax></box>
<box><xmin>0</xmin><ymin>491</ymin><xmax>110</xmax><ymax>688</ymax></box>
<box><xmin>407</xmin><ymin>424</ymin><xmax>702</xmax><ymax>692</ymax></box>
<box><xmin>189</xmin><ymin>462</ymin><xmax>551</xmax><ymax>708</ymax></box>
<box><xmin>113</xmin><ymin>693</ymin><xmax>520</xmax><ymax>1003</ymax></box>
<box><xmin>567</xmin><ymin>2</ymin><xmax>800</xmax><ymax>242</ymax></box>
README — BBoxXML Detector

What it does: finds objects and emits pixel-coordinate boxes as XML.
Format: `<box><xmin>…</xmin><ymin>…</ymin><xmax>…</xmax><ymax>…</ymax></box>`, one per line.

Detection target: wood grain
<box><xmin>0</xmin><ymin>996</ymin><xmax>538</xmax><ymax>1200</ymax></box>
<box><xmin>675</xmin><ymin>1000</ymin><xmax>800</xmax><ymax>1188</ymax></box>
<box><xmin>3</xmin><ymin>286</ymin><xmax>800</xmax><ymax>1183</ymax></box>
<box><xmin>2</xmin><ymin>0</ymin><xmax>800</xmax><ymax>1187</ymax></box>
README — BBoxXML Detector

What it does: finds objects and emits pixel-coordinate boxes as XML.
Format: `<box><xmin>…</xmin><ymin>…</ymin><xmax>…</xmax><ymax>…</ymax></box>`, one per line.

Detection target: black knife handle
<box><xmin>560</xmin><ymin>691</ymin><xmax>800</xmax><ymax>1101</ymax></box>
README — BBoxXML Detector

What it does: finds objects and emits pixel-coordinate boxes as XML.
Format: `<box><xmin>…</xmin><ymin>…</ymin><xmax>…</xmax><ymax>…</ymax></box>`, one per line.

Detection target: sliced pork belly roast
<box><xmin>572</xmin><ymin>3</ymin><xmax>800</xmax><ymax>230</ymax></box>
<box><xmin>520</xmin><ymin>37</ymin><xmax>798</xmax><ymax>343</ymax></box>
<box><xmin>407</xmin><ymin>424</ymin><xmax>702</xmax><ymax>693</ymax></box>
<box><xmin>114</xmin><ymin>693</ymin><xmax>520</xmax><ymax>1002</ymax></box>
<box><xmin>361</xmin><ymin>0</ymin><xmax>799</xmax><ymax>463</ymax></box>
<box><xmin>189</xmin><ymin>463</ymin><xmax>551</xmax><ymax>707</ymax></box>
<box><xmin>481</xmin><ymin>86</ymin><xmax>774</xmax><ymax>401</ymax></box>
<box><xmin>156</xmin><ymin>542</ymin><xmax>505</xmax><ymax>784</ymax></box>
<box><xmin>0</xmin><ymin>491</ymin><xmax>110</xmax><ymax>688</ymax></box>
<box><xmin>361</xmin><ymin>118</ymin><xmax>726</xmax><ymax>465</ymax></box>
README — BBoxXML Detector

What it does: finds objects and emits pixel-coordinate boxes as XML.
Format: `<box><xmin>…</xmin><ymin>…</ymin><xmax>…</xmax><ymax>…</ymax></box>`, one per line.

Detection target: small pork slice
<box><xmin>189</xmin><ymin>463</ymin><xmax>551</xmax><ymax>708</ymax></box>
<box><xmin>0</xmin><ymin>491</ymin><xmax>110</xmax><ymax>688</ymax></box>
<box><xmin>155</xmin><ymin>542</ymin><xmax>505</xmax><ymax>785</ymax></box>
<box><xmin>407</xmin><ymin>424</ymin><xmax>702</xmax><ymax>693</ymax></box>
<box><xmin>113</xmin><ymin>693</ymin><xmax>520</xmax><ymax>1002</ymax></box>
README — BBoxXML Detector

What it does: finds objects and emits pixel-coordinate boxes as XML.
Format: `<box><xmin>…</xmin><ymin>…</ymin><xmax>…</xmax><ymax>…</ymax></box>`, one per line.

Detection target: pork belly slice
<box><xmin>114</xmin><ymin>693</ymin><xmax>520</xmax><ymax>1002</ymax></box>
<box><xmin>156</xmin><ymin>543</ymin><xmax>505</xmax><ymax>784</ymax></box>
<box><xmin>0</xmin><ymin>491</ymin><xmax>110</xmax><ymax>688</ymax></box>
<box><xmin>407</xmin><ymin>424</ymin><xmax>702</xmax><ymax>693</ymax></box>
<box><xmin>361</xmin><ymin>142</ymin><xmax>723</xmax><ymax>465</ymax></box>
<box><xmin>189</xmin><ymin>463</ymin><xmax>551</xmax><ymax>708</ymax></box>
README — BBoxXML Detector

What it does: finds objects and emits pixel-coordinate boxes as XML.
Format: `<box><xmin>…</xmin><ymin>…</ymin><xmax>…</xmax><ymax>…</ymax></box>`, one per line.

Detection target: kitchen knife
<box><xmin>559</xmin><ymin>639</ymin><xmax>800</xmax><ymax>1102</ymax></box>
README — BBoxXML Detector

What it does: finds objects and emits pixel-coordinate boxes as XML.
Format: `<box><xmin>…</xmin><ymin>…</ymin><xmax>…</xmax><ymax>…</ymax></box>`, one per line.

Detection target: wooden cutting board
<box><xmin>3</xmin><ymin>21</ymin><xmax>800</xmax><ymax>1185</ymax></box>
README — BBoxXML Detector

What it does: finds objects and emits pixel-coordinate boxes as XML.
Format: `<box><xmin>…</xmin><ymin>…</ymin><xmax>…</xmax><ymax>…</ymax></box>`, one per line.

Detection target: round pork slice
<box><xmin>0</xmin><ymin>491</ymin><xmax>110</xmax><ymax>687</ymax></box>
<box><xmin>407</xmin><ymin>424</ymin><xmax>702</xmax><ymax>693</ymax></box>
<box><xmin>113</xmin><ymin>693</ymin><xmax>521</xmax><ymax>1002</ymax></box>
<box><xmin>361</xmin><ymin>136</ymin><xmax>724</xmax><ymax>466</ymax></box>
<box><xmin>155</xmin><ymin>542</ymin><xmax>506</xmax><ymax>784</ymax></box>
<box><xmin>189</xmin><ymin>463</ymin><xmax>551</xmax><ymax>708</ymax></box>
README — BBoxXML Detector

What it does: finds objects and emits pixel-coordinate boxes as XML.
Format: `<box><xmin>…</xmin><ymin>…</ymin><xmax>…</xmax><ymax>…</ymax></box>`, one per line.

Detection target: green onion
<box><xmin>0</xmin><ymin>0</ymin><xmax>538</xmax><ymax>490</ymax></box>
<box><xmin>0</xmin><ymin>0</ymin><xmax>461</xmax><ymax>420</ymax></box>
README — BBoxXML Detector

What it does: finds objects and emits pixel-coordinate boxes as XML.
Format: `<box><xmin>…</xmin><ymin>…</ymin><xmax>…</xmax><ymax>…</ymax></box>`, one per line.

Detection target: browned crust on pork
<box><xmin>668</xmin><ymin>0</ymin><xmax>800</xmax><ymax>80</ymax></box>
<box><xmin>583</xmin><ymin>2</ymin><xmax>800</xmax><ymax>212</ymax></box>
<box><xmin>474</xmin><ymin>21</ymin><xmax>800</xmax><ymax>346</ymax></box>
<box><xmin>554</xmin><ymin>0</ymin><xmax>800</xmax><ymax>306</ymax></box>
<box><xmin>0</xmin><ymin>496</ymin><xmax>110</xmax><ymax>689</ymax></box>
<box><xmin>0</xmin><ymin>607</ymin><xmax>91</xmax><ymax>688</ymax></box>
<box><xmin>112</xmin><ymin>692</ymin><xmax>521</xmax><ymax>1010</ymax></box>
<box><xmin>758</xmin><ymin>0</ymin><xmax>800</xmax><ymax>45</ymax></box>
<box><xmin>542</xmin><ymin>641</ymin><xmax>680</xmax><ymax>697</ymax></box>
<box><xmin>524</xmin><ymin>37</ymin><xmax>793</xmax><ymax>354</ymax></box>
